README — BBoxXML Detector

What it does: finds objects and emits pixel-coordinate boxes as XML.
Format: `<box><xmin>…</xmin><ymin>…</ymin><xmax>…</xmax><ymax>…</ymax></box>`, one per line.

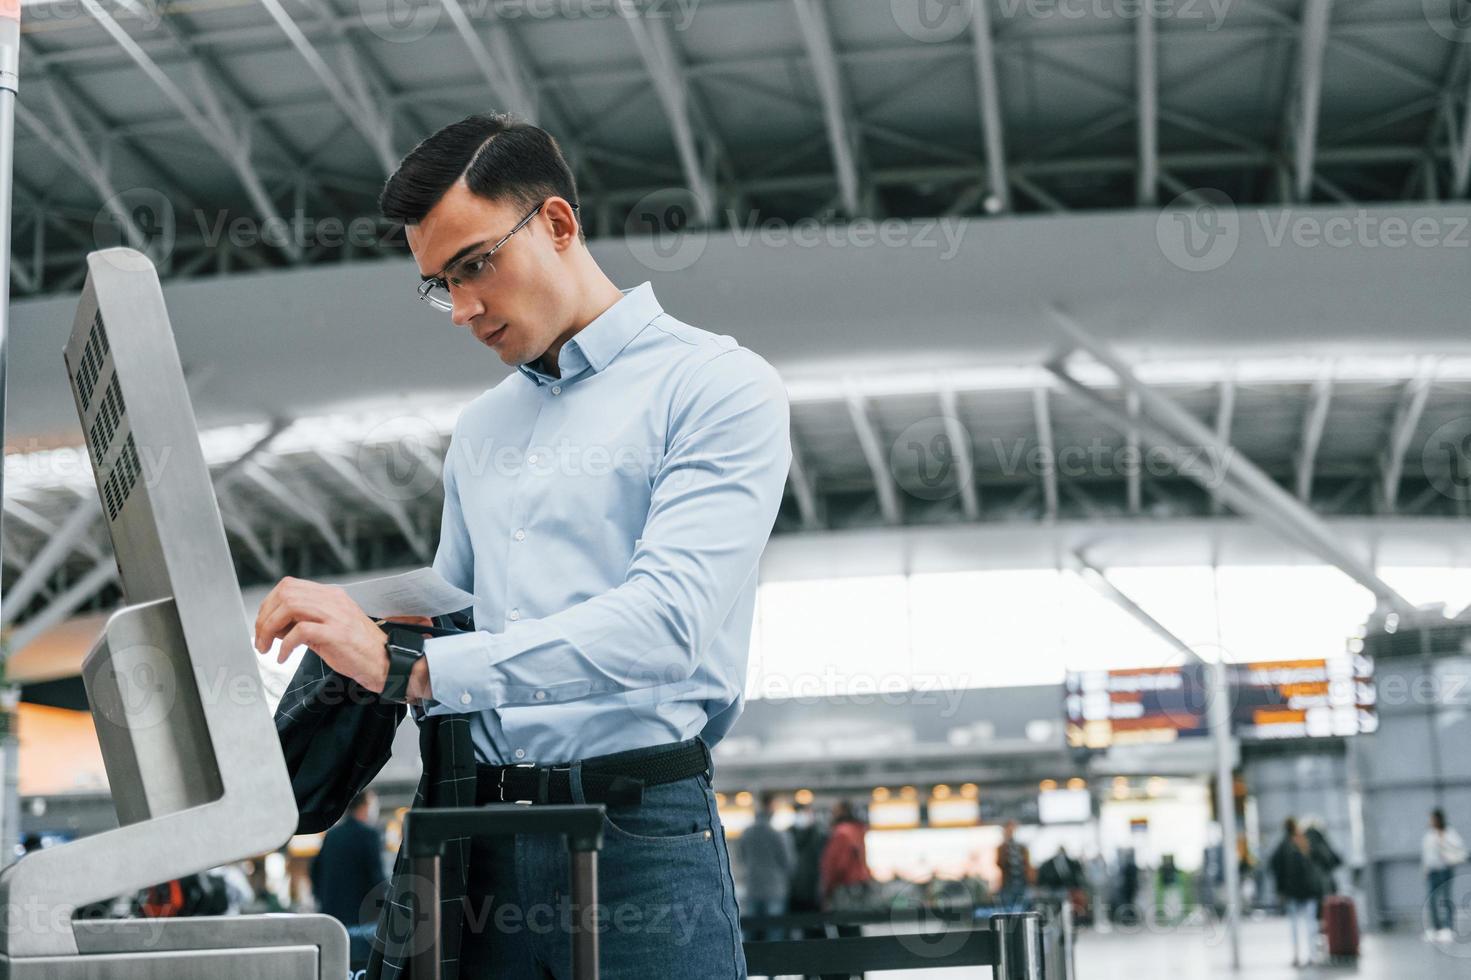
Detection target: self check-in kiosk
<box><xmin>0</xmin><ymin>248</ymin><xmax>348</xmax><ymax>978</ymax></box>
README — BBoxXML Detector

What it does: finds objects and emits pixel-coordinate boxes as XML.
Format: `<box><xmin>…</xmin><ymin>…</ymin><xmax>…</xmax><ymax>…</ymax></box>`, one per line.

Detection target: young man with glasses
<box><xmin>254</xmin><ymin>113</ymin><xmax>790</xmax><ymax>978</ymax></box>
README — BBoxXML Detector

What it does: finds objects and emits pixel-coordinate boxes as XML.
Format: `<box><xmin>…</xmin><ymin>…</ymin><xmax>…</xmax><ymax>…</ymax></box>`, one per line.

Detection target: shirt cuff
<box><xmin>422</xmin><ymin>631</ymin><xmax>500</xmax><ymax>714</ymax></box>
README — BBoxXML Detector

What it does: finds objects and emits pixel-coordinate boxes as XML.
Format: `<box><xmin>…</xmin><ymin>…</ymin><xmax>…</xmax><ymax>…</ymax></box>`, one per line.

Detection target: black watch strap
<box><xmin>382</xmin><ymin>627</ymin><xmax>426</xmax><ymax>703</ymax></box>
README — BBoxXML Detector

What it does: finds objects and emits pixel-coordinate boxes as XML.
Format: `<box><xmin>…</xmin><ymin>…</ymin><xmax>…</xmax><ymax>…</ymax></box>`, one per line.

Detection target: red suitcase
<box><xmin>1320</xmin><ymin>894</ymin><xmax>1360</xmax><ymax>961</ymax></box>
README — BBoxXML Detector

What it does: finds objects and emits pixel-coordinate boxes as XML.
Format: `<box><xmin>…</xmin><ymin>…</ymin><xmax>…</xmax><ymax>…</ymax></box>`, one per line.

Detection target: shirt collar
<box><xmin>516</xmin><ymin>281</ymin><xmax>661</xmax><ymax>387</ymax></box>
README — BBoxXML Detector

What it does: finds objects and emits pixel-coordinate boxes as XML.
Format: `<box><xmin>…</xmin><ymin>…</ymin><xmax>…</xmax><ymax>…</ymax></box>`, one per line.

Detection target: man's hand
<box><xmin>254</xmin><ymin>576</ymin><xmax>410</xmax><ymax>695</ymax></box>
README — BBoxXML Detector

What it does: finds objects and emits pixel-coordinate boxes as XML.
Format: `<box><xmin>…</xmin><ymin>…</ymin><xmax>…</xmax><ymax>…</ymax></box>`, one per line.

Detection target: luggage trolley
<box><xmin>0</xmin><ymin>250</ymin><xmax>348</xmax><ymax>978</ymax></box>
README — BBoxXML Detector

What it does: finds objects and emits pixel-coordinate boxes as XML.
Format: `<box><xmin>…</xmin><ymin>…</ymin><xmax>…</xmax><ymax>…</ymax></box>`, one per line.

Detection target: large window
<box><xmin>746</xmin><ymin>564</ymin><xmax>1469</xmax><ymax>697</ymax></box>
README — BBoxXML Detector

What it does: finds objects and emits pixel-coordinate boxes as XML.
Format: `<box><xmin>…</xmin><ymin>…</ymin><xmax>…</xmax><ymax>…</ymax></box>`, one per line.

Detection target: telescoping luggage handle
<box><xmin>403</xmin><ymin>805</ymin><xmax>607</xmax><ymax>980</ymax></box>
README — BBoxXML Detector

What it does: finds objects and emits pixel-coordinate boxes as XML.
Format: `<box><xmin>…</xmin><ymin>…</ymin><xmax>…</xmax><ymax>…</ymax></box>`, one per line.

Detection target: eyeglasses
<box><xmin>416</xmin><ymin>201</ymin><xmax>578</xmax><ymax>313</ymax></box>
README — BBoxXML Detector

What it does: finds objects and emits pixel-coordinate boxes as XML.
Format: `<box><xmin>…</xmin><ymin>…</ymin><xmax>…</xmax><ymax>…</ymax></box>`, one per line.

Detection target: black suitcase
<box><xmin>401</xmin><ymin>805</ymin><xmax>605</xmax><ymax>980</ymax></box>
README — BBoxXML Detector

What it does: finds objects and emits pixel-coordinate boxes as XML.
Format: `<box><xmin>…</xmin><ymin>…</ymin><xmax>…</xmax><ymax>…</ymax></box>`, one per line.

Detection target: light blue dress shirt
<box><xmin>421</xmin><ymin>281</ymin><xmax>792</xmax><ymax>765</ymax></box>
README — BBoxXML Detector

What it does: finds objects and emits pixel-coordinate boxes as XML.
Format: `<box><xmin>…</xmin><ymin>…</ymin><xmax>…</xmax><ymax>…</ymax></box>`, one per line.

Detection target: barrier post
<box><xmin>993</xmin><ymin>912</ymin><xmax>1045</xmax><ymax>980</ymax></box>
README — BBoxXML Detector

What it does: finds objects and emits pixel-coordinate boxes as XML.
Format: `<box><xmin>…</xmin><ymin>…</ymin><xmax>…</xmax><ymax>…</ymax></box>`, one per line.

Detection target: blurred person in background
<box><xmin>310</xmin><ymin>790</ymin><xmax>387</xmax><ymax>929</ymax></box>
<box><xmin>1269</xmin><ymin>818</ymin><xmax>1323</xmax><ymax>968</ymax></box>
<box><xmin>788</xmin><ymin>800</ymin><xmax>826</xmax><ymax>917</ymax></box>
<box><xmin>737</xmin><ymin>791</ymin><xmax>796</xmax><ymax>941</ymax></box>
<box><xmin>1423</xmin><ymin>807</ymin><xmax>1468</xmax><ymax>943</ymax></box>
<box><xmin>1302</xmin><ymin>817</ymin><xmax>1343</xmax><ymax>896</ymax></box>
<box><xmin>995</xmin><ymin>820</ymin><xmax>1033</xmax><ymax>912</ymax></box>
<box><xmin>819</xmin><ymin>800</ymin><xmax>871</xmax><ymax>980</ymax></box>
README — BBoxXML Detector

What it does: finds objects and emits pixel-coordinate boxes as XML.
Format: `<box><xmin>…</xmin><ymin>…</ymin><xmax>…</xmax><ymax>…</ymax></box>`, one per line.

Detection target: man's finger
<box><xmin>254</xmin><ymin>576</ymin><xmax>303</xmax><ymax>652</ymax></box>
<box><xmin>277</xmin><ymin>621</ymin><xmax>324</xmax><ymax>664</ymax></box>
<box><xmin>258</xmin><ymin>592</ymin><xmax>330</xmax><ymax>652</ymax></box>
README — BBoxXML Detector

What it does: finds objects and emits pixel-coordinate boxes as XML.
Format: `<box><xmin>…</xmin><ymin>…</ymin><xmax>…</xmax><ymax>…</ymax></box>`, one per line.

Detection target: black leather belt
<box><xmin>474</xmin><ymin>737</ymin><xmax>711</xmax><ymax>806</ymax></box>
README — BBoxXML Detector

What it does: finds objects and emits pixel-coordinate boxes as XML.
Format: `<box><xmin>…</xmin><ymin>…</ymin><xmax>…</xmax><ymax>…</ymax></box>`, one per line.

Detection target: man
<box><xmin>254</xmin><ymin>113</ymin><xmax>791</xmax><ymax>979</ymax></box>
<box><xmin>311</xmin><ymin>790</ymin><xmax>387</xmax><ymax>929</ymax></box>
<box><xmin>735</xmin><ymin>792</ymin><xmax>795</xmax><ymax>941</ymax></box>
<box><xmin>995</xmin><ymin>820</ymin><xmax>1033</xmax><ymax>912</ymax></box>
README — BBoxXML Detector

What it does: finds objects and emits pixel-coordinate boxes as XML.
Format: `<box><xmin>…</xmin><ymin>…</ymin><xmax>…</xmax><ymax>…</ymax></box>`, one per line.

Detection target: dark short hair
<box><xmin>379</xmin><ymin>113</ymin><xmax>581</xmax><ymax>239</ymax></box>
<box><xmin>1284</xmin><ymin>817</ymin><xmax>1297</xmax><ymax>836</ymax></box>
<box><xmin>1432</xmin><ymin>808</ymin><xmax>1446</xmax><ymax>830</ymax></box>
<box><xmin>350</xmin><ymin>790</ymin><xmax>375</xmax><ymax>814</ymax></box>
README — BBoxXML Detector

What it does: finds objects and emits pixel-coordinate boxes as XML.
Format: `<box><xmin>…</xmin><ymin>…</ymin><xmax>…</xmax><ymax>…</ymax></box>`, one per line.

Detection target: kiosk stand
<box><xmin>0</xmin><ymin>250</ymin><xmax>347</xmax><ymax>978</ymax></box>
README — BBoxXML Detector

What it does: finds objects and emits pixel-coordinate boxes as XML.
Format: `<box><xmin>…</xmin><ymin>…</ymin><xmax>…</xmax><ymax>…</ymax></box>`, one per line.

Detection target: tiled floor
<box><xmin>881</xmin><ymin>916</ymin><xmax>1469</xmax><ymax>978</ymax></box>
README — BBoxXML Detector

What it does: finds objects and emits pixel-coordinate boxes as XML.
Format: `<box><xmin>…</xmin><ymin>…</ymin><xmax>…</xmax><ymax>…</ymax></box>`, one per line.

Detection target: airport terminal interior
<box><xmin>0</xmin><ymin>0</ymin><xmax>1468</xmax><ymax>977</ymax></box>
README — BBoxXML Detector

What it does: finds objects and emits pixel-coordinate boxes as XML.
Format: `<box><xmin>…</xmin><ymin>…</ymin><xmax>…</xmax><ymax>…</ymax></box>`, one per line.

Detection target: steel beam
<box><xmin>971</xmin><ymin>0</ymin><xmax>1009</xmax><ymax>212</ymax></box>
<box><xmin>1293</xmin><ymin>0</ymin><xmax>1333</xmax><ymax>202</ymax></box>
<box><xmin>3</xmin><ymin>496</ymin><xmax>102</xmax><ymax>617</ymax></box>
<box><xmin>316</xmin><ymin>449</ymin><xmax>431</xmax><ymax>562</ymax></box>
<box><xmin>939</xmin><ymin>385</ymin><xmax>979</xmax><ymax>521</ymax></box>
<box><xmin>77</xmin><ymin>0</ymin><xmax>305</xmax><ymax>262</ymax></box>
<box><xmin>1380</xmin><ymin>364</ymin><xmax>1434</xmax><ymax>512</ymax></box>
<box><xmin>439</xmin><ymin>0</ymin><xmax>537</xmax><ymax>121</ymax></box>
<box><xmin>786</xmin><ymin>434</ymin><xmax>822</xmax><ymax>531</ymax></box>
<box><xmin>845</xmin><ymin>387</ymin><xmax>901</xmax><ymax>525</ymax></box>
<box><xmin>1046</xmin><ymin>310</ymin><xmax>1417</xmax><ymax>617</ymax></box>
<box><xmin>258</xmin><ymin>0</ymin><xmax>397</xmax><ymax>173</ymax></box>
<box><xmin>623</xmin><ymin>11</ymin><xmax>717</xmax><ymax>225</ymax></box>
<box><xmin>1070</xmin><ymin>550</ymin><xmax>1201</xmax><ymax>665</ymax></box>
<box><xmin>7</xmin><ymin>560</ymin><xmax>117</xmax><ymax>652</ymax></box>
<box><xmin>241</xmin><ymin>461</ymin><xmax>357</xmax><ymax>571</ymax></box>
<box><xmin>1136</xmin><ymin>5</ymin><xmax>1158</xmax><ymax>205</ymax></box>
<box><xmin>1295</xmin><ymin>373</ymin><xmax>1333</xmax><ymax>502</ymax></box>
<box><xmin>792</xmin><ymin>0</ymin><xmax>863</xmax><ymax>216</ymax></box>
<box><xmin>1212</xmin><ymin>376</ymin><xmax>1236</xmax><ymax>516</ymax></box>
<box><xmin>1032</xmin><ymin>387</ymin><xmax>1059</xmax><ymax>522</ymax></box>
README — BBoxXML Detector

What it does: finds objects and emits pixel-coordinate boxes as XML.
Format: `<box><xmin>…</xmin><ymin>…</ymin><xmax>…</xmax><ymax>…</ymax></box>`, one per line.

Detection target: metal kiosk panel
<box><xmin>0</xmin><ymin>249</ymin><xmax>347</xmax><ymax>978</ymax></box>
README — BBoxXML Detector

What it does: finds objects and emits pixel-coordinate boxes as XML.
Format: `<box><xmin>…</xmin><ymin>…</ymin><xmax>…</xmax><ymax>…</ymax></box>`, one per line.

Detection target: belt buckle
<box><xmin>499</xmin><ymin>762</ymin><xmax>536</xmax><ymax>804</ymax></box>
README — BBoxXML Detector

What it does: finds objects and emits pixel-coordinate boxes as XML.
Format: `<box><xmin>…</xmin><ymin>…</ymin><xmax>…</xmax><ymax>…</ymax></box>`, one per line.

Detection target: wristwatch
<box><xmin>381</xmin><ymin>627</ymin><xmax>426</xmax><ymax>703</ymax></box>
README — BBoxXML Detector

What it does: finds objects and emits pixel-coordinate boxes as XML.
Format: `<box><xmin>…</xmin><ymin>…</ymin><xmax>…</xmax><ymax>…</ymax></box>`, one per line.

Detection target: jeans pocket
<box><xmin>600</xmin><ymin>778</ymin><xmax>714</xmax><ymax>847</ymax></box>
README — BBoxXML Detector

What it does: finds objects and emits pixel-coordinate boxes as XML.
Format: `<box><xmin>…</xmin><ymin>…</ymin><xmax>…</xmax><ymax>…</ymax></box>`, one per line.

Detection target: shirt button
<box><xmin>551</xmin><ymin>385</ymin><xmax>561</xmax><ymax>395</ymax></box>
<box><xmin>534</xmin><ymin>690</ymin><xmax>547</xmax><ymax>702</ymax></box>
<box><xmin>514</xmin><ymin>529</ymin><xmax>526</xmax><ymax>541</ymax></box>
<box><xmin>508</xmin><ymin>608</ymin><xmax>520</xmax><ymax>621</ymax></box>
<box><xmin>460</xmin><ymin>692</ymin><xmax>472</xmax><ymax>705</ymax></box>
<box><xmin>514</xmin><ymin>749</ymin><xmax>526</xmax><ymax>760</ymax></box>
<box><xmin>527</xmin><ymin>454</ymin><xmax>538</xmax><ymax>465</ymax></box>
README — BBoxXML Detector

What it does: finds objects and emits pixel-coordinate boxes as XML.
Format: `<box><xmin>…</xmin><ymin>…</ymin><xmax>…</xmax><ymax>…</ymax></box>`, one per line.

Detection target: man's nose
<box><xmin>451</xmin><ymin>290</ymin><xmax>484</xmax><ymax>327</ymax></box>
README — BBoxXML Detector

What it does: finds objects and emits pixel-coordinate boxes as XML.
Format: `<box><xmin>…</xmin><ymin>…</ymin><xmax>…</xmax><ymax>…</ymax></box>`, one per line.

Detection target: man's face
<box><xmin>406</xmin><ymin>180</ymin><xmax>572</xmax><ymax>368</ymax></box>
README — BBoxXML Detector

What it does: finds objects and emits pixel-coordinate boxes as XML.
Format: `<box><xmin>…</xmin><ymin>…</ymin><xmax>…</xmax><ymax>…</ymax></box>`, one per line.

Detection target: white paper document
<box><xmin>340</xmin><ymin>567</ymin><xmax>476</xmax><ymax>619</ymax></box>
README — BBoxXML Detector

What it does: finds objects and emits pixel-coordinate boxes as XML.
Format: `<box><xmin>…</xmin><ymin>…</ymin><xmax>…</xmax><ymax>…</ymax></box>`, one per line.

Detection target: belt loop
<box><xmin>536</xmin><ymin>767</ymin><xmax>550</xmax><ymax>804</ymax></box>
<box><xmin>568</xmin><ymin>758</ymin><xmax>587</xmax><ymax>805</ymax></box>
<box><xmin>697</xmin><ymin>736</ymin><xmax>713</xmax><ymax>777</ymax></box>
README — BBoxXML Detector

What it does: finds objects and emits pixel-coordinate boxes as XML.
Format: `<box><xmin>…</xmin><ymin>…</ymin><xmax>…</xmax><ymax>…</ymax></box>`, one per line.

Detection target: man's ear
<box><xmin>544</xmin><ymin>197</ymin><xmax>580</xmax><ymax>250</ymax></box>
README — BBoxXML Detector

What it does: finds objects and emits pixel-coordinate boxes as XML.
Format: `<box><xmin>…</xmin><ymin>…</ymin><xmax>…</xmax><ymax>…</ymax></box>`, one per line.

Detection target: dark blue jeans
<box><xmin>1428</xmin><ymin>868</ymin><xmax>1456</xmax><ymax>932</ymax></box>
<box><xmin>458</xmin><ymin>769</ymin><xmax>748</xmax><ymax>978</ymax></box>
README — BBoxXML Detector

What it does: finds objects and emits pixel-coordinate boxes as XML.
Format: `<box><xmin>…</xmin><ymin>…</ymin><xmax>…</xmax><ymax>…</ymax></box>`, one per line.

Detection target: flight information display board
<box><xmin>1231</xmin><ymin>655</ymin><xmax>1377</xmax><ymax>740</ymax></box>
<box><xmin>1064</xmin><ymin>654</ymin><xmax>1377</xmax><ymax>748</ymax></box>
<box><xmin>1064</xmin><ymin>663</ymin><xmax>1212</xmax><ymax>749</ymax></box>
